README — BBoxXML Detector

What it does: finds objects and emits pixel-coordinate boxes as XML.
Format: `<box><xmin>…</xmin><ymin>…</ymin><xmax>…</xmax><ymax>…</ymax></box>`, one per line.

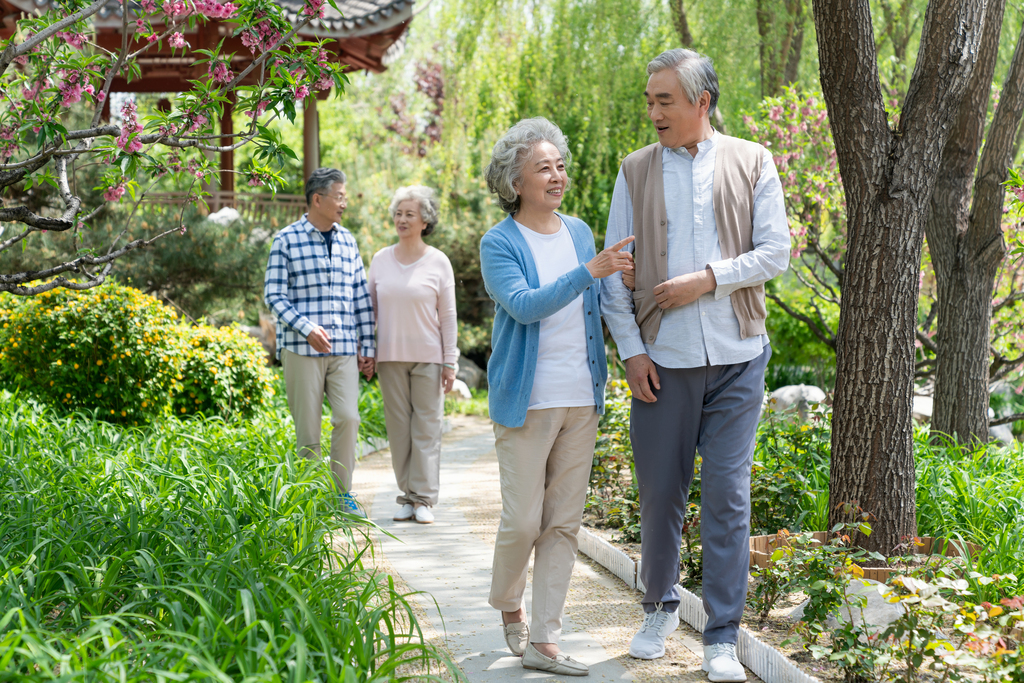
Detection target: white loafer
<box><xmin>393</xmin><ymin>504</ymin><xmax>415</xmax><ymax>521</ymax></box>
<box><xmin>414</xmin><ymin>505</ymin><xmax>434</xmax><ymax>524</ymax></box>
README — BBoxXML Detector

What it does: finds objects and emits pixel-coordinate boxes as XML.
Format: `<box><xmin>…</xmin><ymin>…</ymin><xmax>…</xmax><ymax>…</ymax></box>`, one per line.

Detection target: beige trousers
<box><xmin>377</xmin><ymin>361</ymin><xmax>444</xmax><ymax>507</ymax></box>
<box><xmin>281</xmin><ymin>350</ymin><xmax>360</xmax><ymax>492</ymax></box>
<box><xmin>488</xmin><ymin>406</ymin><xmax>599</xmax><ymax>644</ymax></box>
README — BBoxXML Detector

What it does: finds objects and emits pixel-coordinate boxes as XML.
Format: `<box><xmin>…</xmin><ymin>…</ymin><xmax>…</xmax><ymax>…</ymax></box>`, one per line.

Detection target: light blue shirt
<box><xmin>601</xmin><ymin>132</ymin><xmax>791</xmax><ymax>368</ymax></box>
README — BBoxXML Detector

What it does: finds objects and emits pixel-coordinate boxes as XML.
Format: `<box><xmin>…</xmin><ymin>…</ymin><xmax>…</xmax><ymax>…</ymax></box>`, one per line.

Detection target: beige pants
<box><xmin>377</xmin><ymin>361</ymin><xmax>444</xmax><ymax>507</ymax></box>
<box><xmin>488</xmin><ymin>406</ymin><xmax>599</xmax><ymax>644</ymax></box>
<box><xmin>281</xmin><ymin>350</ymin><xmax>360</xmax><ymax>492</ymax></box>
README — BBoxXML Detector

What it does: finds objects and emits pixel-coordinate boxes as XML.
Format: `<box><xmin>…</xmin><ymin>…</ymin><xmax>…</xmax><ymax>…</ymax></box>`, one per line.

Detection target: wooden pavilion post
<box><xmin>303</xmin><ymin>96</ymin><xmax>320</xmax><ymax>180</ymax></box>
<box><xmin>219</xmin><ymin>92</ymin><xmax>235</xmax><ymax>195</ymax></box>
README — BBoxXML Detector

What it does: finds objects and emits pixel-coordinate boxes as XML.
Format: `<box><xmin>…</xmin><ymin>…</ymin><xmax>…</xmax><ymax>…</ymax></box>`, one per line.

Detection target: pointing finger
<box><xmin>609</xmin><ymin>235</ymin><xmax>635</xmax><ymax>252</ymax></box>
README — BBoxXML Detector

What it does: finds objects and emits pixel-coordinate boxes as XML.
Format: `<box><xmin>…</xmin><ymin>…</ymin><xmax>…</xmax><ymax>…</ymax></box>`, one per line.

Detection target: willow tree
<box><xmin>813</xmin><ymin>0</ymin><xmax>986</xmax><ymax>552</ymax></box>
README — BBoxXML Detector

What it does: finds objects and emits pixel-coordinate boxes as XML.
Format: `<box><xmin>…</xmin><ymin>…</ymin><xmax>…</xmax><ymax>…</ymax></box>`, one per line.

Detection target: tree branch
<box><xmin>766</xmin><ymin>292</ymin><xmax>837</xmax><ymax>347</ymax></box>
<box><xmin>991</xmin><ymin>412</ymin><xmax>1024</xmax><ymax>426</ymax></box>
<box><xmin>0</xmin><ymin>0</ymin><xmax>108</xmax><ymax>79</ymax></box>
<box><xmin>0</xmin><ymin>207</ymin><xmax>73</xmax><ymax>231</ymax></box>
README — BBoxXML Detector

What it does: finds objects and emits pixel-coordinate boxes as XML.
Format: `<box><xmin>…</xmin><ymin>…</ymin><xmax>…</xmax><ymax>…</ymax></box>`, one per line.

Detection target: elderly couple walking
<box><xmin>482</xmin><ymin>48</ymin><xmax>790</xmax><ymax>678</ymax></box>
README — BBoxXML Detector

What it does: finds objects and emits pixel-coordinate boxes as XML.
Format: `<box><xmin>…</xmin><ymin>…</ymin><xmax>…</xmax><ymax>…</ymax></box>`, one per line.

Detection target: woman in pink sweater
<box><xmin>367</xmin><ymin>185</ymin><xmax>458</xmax><ymax>525</ymax></box>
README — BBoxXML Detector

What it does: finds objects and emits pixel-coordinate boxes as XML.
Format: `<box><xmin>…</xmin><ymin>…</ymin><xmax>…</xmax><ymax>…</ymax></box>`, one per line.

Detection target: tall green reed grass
<box><xmin>0</xmin><ymin>390</ymin><xmax>459</xmax><ymax>681</ymax></box>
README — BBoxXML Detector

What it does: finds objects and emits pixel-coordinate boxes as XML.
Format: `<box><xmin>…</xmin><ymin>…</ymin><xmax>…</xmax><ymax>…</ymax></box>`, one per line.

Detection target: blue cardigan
<box><xmin>480</xmin><ymin>213</ymin><xmax>607</xmax><ymax>428</ymax></box>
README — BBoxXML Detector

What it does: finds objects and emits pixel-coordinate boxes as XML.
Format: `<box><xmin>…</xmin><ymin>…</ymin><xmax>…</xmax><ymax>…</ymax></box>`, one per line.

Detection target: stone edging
<box><xmin>577</xmin><ymin>527</ymin><xmax>821</xmax><ymax>683</ymax></box>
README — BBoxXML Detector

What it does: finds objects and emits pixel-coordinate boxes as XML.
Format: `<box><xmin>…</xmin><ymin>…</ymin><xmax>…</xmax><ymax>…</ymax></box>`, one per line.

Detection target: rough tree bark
<box><xmin>813</xmin><ymin>0</ymin><xmax>986</xmax><ymax>554</ymax></box>
<box><xmin>926</xmin><ymin>2</ymin><xmax>1024</xmax><ymax>444</ymax></box>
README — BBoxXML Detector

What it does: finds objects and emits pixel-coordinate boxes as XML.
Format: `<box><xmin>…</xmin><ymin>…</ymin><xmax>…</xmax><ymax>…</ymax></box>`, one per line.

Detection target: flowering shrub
<box><xmin>0</xmin><ymin>283</ymin><xmax>273</xmax><ymax>422</ymax></box>
<box><xmin>743</xmin><ymin>88</ymin><xmax>845</xmax><ymax>260</ymax></box>
<box><xmin>0</xmin><ymin>284</ymin><xmax>184</xmax><ymax>423</ymax></box>
<box><xmin>172</xmin><ymin>325</ymin><xmax>274</xmax><ymax>419</ymax></box>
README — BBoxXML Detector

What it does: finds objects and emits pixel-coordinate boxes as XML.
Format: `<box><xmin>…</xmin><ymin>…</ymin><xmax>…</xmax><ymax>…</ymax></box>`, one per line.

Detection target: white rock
<box><xmin>207</xmin><ymin>207</ymin><xmax>241</xmax><ymax>225</ymax></box>
<box><xmin>449</xmin><ymin>379</ymin><xmax>472</xmax><ymax>400</ymax></box>
<box><xmin>991</xmin><ymin>423</ymin><xmax>1016</xmax><ymax>445</ymax></box>
<box><xmin>767</xmin><ymin>384</ymin><xmax>826</xmax><ymax>420</ymax></box>
<box><xmin>790</xmin><ymin>578</ymin><xmax>905</xmax><ymax>631</ymax></box>
<box><xmin>912</xmin><ymin>395</ymin><xmax>933</xmax><ymax>422</ymax></box>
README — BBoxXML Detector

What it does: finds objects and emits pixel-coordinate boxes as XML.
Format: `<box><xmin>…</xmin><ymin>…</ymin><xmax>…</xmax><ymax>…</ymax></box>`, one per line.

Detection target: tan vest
<box><xmin>621</xmin><ymin>135</ymin><xmax>767</xmax><ymax>344</ymax></box>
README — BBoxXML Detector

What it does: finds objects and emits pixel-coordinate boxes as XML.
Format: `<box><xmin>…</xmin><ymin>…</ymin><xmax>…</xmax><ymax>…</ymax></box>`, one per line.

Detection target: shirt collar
<box><xmin>665</xmin><ymin>129</ymin><xmax>720</xmax><ymax>158</ymax></box>
<box><xmin>301</xmin><ymin>214</ymin><xmax>338</xmax><ymax>236</ymax></box>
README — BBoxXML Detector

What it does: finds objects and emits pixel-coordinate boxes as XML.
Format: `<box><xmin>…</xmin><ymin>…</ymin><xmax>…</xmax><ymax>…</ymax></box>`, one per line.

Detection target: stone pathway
<box><xmin>352</xmin><ymin>415</ymin><xmax>711</xmax><ymax>682</ymax></box>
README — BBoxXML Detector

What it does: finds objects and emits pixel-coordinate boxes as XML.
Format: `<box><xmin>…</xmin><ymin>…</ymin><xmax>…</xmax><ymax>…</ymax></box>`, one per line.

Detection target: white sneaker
<box><xmin>703</xmin><ymin>642</ymin><xmax>746</xmax><ymax>682</ymax></box>
<box><xmin>628</xmin><ymin>602</ymin><xmax>679</xmax><ymax>659</ymax></box>
<box><xmin>393</xmin><ymin>504</ymin><xmax>415</xmax><ymax>521</ymax></box>
<box><xmin>414</xmin><ymin>505</ymin><xmax>434</xmax><ymax>524</ymax></box>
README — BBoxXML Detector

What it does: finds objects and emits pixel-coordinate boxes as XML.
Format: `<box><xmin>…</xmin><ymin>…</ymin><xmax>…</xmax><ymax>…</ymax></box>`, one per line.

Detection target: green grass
<box><xmin>444</xmin><ymin>388</ymin><xmax>489</xmax><ymax>418</ymax></box>
<box><xmin>0</xmin><ymin>389</ymin><xmax>461</xmax><ymax>681</ymax></box>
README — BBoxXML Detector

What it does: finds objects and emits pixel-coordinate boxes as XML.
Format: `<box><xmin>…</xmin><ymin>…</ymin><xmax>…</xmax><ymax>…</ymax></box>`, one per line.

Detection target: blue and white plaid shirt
<box><xmin>264</xmin><ymin>215</ymin><xmax>375</xmax><ymax>359</ymax></box>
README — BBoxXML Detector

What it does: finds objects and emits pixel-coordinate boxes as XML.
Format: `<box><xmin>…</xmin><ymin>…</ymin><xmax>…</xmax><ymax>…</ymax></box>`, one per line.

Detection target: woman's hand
<box><xmin>442</xmin><ymin>366</ymin><xmax>456</xmax><ymax>394</ymax></box>
<box><xmin>621</xmin><ymin>268</ymin><xmax>635</xmax><ymax>291</ymax></box>
<box><xmin>586</xmin><ymin>236</ymin><xmax>635</xmax><ymax>279</ymax></box>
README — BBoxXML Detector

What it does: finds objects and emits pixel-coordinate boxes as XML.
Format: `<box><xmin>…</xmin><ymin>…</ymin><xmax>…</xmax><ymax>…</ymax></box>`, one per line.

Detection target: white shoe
<box><xmin>703</xmin><ymin>643</ymin><xmax>746</xmax><ymax>682</ymax></box>
<box><xmin>393</xmin><ymin>504</ymin><xmax>415</xmax><ymax>521</ymax></box>
<box><xmin>414</xmin><ymin>505</ymin><xmax>434</xmax><ymax>524</ymax></box>
<box><xmin>628</xmin><ymin>602</ymin><xmax>679</xmax><ymax>659</ymax></box>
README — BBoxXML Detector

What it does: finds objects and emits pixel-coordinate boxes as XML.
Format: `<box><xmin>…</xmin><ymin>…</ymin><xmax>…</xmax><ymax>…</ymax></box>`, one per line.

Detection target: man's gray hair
<box><xmin>647</xmin><ymin>49</ymin><xmax>719</xmax><ymax>118</ymax></box>
<box><xmin>389</xmin><ymin>185</ymin><xmax>441</xmax><ymax>237</ymax></box>
<box><xmin>485</xmin><ymin>117</ymin><xmax>572</xmax><ymax>215</ymax></box>
<box><xmin>304</xmin><ymin>167</ymin><xmax>347</xmax><ymax>205</ymax></box>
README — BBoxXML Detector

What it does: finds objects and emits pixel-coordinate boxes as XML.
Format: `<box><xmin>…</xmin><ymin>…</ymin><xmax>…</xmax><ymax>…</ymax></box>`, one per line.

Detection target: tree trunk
<box><xmin>758</xmin><ymin>0</ymin><xmax>806</xmax><ymax>97</ymax></box>
<box><xmin>928</xmin><ymin>14</ymin><xmax>1024</xmax><ymax>443</ymax></box>
<box><xmin>669</xmin><ymin>0</ymin><xmax>693</xmax><ymax>46</ymax></box>
<box><xmin>813</xmin><ymin>0</ymin><xmax>986</xmax><ymax>554</ymax></box>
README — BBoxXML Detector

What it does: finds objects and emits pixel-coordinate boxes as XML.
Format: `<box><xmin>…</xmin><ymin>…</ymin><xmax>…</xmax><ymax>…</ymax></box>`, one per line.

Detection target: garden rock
<box><xmin>991</xmin><ymin>423</ymin><xmax>1015</xmax><ymax>445</ymax></box>
<box><xmin>912</xmin><ymin>395</ymin><xmax>933</xmax><ymax>422</ymax></box>
<box><xmin>207</xmin><ymin>207</ymin><xmax>241</xmax><ymax>225</ymax></box>
<box><xmin>450</xmin><ymin>379</ymin><xmax>473</xmax><ymax>400</ymax></box>
<box><xmin>767</xmin><ymin>384</ymin><xmax>825</xmax><ymax>420</ymax></box>
<box><xmin>456</xmin><ymin>357</ymin><xmax>486</xmax><ymax>390</ymax></box>
<box><xmin>789</xmin><ymin>578</ymin><xmax>904</xmax><ymax>630</ymax></box>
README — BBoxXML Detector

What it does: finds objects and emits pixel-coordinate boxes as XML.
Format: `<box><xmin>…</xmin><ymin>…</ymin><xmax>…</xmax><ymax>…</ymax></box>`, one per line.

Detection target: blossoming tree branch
<box><xmin>0</xmin><ymin>0</ymin><xmax>341</xmax><ymax>295</ymax></box>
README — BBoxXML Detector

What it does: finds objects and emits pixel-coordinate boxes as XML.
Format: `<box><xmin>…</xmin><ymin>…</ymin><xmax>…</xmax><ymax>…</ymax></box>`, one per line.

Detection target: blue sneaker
<box><xmin>339</xmin><ymin>492</ymin><xmax>367</xmax><ymax>518</ymax></box>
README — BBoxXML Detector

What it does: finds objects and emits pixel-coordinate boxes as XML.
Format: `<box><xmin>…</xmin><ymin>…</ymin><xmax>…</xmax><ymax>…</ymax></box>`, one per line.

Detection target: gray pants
<box><xmin>631</xmin><ymin>345</ymin><xmax>770</xmax><ymax>645</ymax></box>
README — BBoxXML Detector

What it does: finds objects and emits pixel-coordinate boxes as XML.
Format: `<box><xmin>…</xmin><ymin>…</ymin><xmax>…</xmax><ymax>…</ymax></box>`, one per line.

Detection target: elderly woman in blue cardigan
<box><xmin>480</xmin><ymin>117</ymin><xmax>634</xmax><ymax>676</ymax></box>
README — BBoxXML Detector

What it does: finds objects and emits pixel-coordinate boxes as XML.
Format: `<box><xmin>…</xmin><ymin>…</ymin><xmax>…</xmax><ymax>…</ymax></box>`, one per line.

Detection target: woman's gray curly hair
<box><xmin>485</xmin><ymin>117</ymin><xmax>572</xmax><ymax>215</ymax></box>
<box><xmin>389</xmin><ymin>185</ymin><xmax>441</xmax><ymax>236</ymax></box>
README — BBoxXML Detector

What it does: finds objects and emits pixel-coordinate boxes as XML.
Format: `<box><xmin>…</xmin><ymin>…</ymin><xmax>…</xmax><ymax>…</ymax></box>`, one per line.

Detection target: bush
<box><xmin>0</xmin><ymin>284</ymin><xmax>184</xmax><ymax>423</ymax></box>
<box><xmin>0</xmin><ymin>284</ymin><xmax>273</xmax><ymax>423</ymax></box>
<box><xmin>172</xmin><ymin>325</ymin><xmax>276</xmax><ymax>419</ymax></box>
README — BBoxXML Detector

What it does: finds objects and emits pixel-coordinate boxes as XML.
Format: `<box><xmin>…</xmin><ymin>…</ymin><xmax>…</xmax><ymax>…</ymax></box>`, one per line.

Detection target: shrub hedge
<box><xmin>0</xmin><ymin>284</ymin><xmax>272</xmax><ymax>422</ymax></box>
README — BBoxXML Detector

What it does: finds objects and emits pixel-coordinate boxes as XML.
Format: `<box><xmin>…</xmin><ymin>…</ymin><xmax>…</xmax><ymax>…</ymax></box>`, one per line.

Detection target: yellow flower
<box><xmin>74</xmin><ymin>363</ymin><xmax>79</xmax><ymax>369</ymax></box>
<box><xmin>55</xmin><ymin>360</ymin><xmax>62</xmax><ymax>366</ymax></box>
<box><xmin>97</xmin><ymin>360</ymin><xmax>103</xmax><ymax>365</ymax></box>
<box><xmin>66</xmin><ymin>393</ymin><xmax>70</xmax><ymax>398</ymax></box>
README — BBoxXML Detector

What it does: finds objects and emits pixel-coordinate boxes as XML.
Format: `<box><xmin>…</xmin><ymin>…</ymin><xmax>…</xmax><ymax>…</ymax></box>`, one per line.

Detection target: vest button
<box><xmin>660</xmin><ymin>250</ymin><xmax>666</xmax><ymax>256</ymax></box>
<box><xmin>660</xmin><ymin>220</ymin><xmax>666</xmax><ymax>226</ymax></box>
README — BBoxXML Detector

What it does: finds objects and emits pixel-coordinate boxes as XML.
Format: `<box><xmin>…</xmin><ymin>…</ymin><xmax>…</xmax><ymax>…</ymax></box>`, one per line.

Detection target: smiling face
<box><xmin>309</xmin><ymin>181</ymin><xmax>348</xmax><ymax>227</ymax></box>
<box><xmin>645</xmin><ymin>68</ymin><xmax>710</xmax><ymax>151</ymax></box>
<box><xmin>515</xmin><ymin>141</ymin><xmax>568</xmax><ymax>214</ymax></box>
<box><xmin>393</xmin><ymin>198</ymin><xmax>427</xmax><ymax>240</ymax></box>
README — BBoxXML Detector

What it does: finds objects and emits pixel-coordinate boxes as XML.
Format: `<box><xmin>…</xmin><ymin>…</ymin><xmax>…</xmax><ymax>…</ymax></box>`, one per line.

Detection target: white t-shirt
<box><xmin>515</xmin><ymin>218</ymin><xmax>595</xmax><ymax>410</ymax></box>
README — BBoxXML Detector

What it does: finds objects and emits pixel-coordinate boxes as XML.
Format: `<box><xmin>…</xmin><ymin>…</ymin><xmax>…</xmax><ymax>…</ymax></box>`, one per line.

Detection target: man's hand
<box><xmin>358</xmin><ymin>355</ymin><xmax>375</xmax><ymax>380</ymax></box>
<box><xmin>622</xmin><ymin>268</ymin><xmax>635</xmax><ymax>291</ymax></box>
<box><xmin>441</xmin><ymin>366</ymin><xmax>456</xmax><ymax>394</ymax></box>
<box><xmin>625</xmin><ymin>354</ymin><xmax>660</xmax><ymax>403</ymax></box>
<box><xmin>307</xmin><ymin>326</ymin><xmax>332</xmax><ymax>354</ymax></box>
<box><xmin>653</xmin><ymin>267</ymin><xmax>717</xmax><ymax>310</ymax></box>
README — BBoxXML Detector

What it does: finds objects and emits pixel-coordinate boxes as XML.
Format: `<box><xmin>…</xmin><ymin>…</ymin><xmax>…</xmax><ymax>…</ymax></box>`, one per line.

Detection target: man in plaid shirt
<box><xmin>264</xmin><ymin>167</ymin><xmax>375</xmax><ymax>517</ymax></box>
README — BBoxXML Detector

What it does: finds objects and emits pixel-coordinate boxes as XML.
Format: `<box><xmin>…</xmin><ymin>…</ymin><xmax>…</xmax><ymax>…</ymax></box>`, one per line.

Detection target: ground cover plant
<box><xmin>0</xmin><ymin>389</ymin><xmax>459</xmax><ymax>681</ymax></box>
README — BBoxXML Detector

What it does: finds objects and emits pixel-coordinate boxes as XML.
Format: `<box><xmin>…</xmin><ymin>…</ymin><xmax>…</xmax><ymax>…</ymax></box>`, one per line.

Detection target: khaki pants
<box><xmin>377</xmin><ymin>361</ymin><xmax>444</xmax><ymax>507</ymax></box>
<box><xmin>488</xmin><ymin>406</ymin><xmax>599</xmax><ymax>644</ymax></box>
<box><xmin>281</xmin><ymin>350</ymin><xmax>360</xmax><ymax>492</ymax></box>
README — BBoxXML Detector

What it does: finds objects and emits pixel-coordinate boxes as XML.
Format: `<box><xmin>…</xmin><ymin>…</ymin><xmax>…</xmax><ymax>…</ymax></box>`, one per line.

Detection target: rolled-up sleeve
<box><xmin>600</xmin><ymin>169</ymin><xmax>647</xmax><ymax>361</ymax></box>
<box><xmin>351</xmin><ymin>254</ymin><xmax>376</xmax><ymax>358</ymax></box>
<box><xmin>707</xmin><ymin>148</ymin><xmax>791</xmax><ymax>298</ymax></box>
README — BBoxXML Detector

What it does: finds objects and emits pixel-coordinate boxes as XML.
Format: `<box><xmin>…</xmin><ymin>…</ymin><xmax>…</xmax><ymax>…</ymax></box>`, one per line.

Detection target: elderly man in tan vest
<box><xmin>601</xmin><ymin>49</ymin><xmax>790</xmax><ymax>681</ymax></box>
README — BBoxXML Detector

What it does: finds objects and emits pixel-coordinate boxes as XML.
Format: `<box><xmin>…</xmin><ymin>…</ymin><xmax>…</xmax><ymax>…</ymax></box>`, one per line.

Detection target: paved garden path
<box><xmin>352</xmin><ymin>415</ymin><xmax>715</xmax><ymax>683</ymax></box>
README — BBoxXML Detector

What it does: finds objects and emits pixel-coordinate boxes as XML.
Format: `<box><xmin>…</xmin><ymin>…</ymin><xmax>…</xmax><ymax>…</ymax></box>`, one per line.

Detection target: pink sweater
<box><xmin>367</xmin><ymin>245</ymin><xmax>459</xmax><ymax>365</ymax></box>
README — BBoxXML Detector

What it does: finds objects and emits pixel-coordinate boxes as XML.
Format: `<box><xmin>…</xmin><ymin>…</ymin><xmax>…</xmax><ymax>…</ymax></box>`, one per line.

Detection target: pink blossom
<box><xmin>769</xmin><ymin>105</ymin><xmax>783</xmax><ymax>121</ymax></box>
<box><xmin>210</xmin><ymin>61</ymin><xmax>233</xmax><ymax>84</ymax></box>
<box><xmin>162</xmin><ymin>1</ymin><xmax>191</xmax><ymax>17</ymax></box>
<box><xmin>169</xmin><ymin>32</ymin><xmax>186</xmax><ymax>49</ymax></box>
<box><xmin>194</xmin><ymin>0</ymin><xmax>238</xmax><ymax>19</ymax></box>
<box><xmin>12</xmin><ymin>55</ymin><xmax>28</xmax><ymax>66</ymax></box>
<box><xmin>104</xmin><ymin>183</ymin><xmax>126</xmax><ymax>202</ymax></box>
<box><xmin>303</xmin><ymin>0</ymin><xmax>326</xmax><ymax>18</ymax></box>
<box><xmin>116</xmin><ymin>100</ymin><xmax>143</xmax><ymax>153</ymax></box>
<box><xmin>185</xmin><ymin>112</ymin><xmax>208</xmax><ymax>133</ymax></box>
<box><xmin>56</xmin><ymin>32</ymin><xmax>87</xmax><ymax>49</ymax></box>
<box><xmin>136</xmin><ymin>18</ymin><xmax>145</xmax><ymax>31</ymax></box>
<box><xmin>1014</xmin><ymin>187</ymin><xmax>1024</xmax><ymax>203</ymax></box>
<box><xmin>140</xmin><ymin>0</ymin><xmax>156</xmax><ymax>11</ymax></box>
<box><xmin>294</xmin><ymin>85</ymin><xmax>309</xmax><ymax>101</ymax></box>
<box><xmin>97</xmin><ymin>91</ymin><xmax>106</xmax><ymax>102</ymax></box>
<box><xmin>248</xmin><ymin>176</ymin><xmax>264</xmax><ymax>186</ymax></box>
<box><xmin>315</xmin><ymin>74</ymin><xmax>333</xmax><ymax>91</ymax></box>
<box><xmin>179</xmin><ymin>225</ymin><xmax>188</xmax><ymax>235</ymax></box>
